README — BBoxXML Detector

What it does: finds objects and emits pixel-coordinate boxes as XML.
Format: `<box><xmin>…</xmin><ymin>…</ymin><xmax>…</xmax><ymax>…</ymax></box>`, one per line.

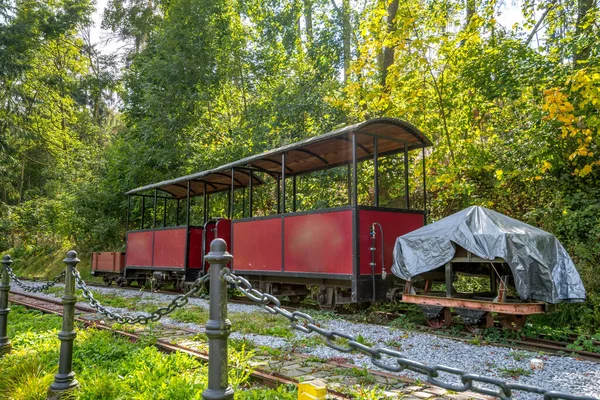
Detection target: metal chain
<box><xmin>72</xmin><ymin>269</ymin><xmax>209</xmax><ymax>325</ymax></box>
<box><xmin>222</xmin><ymin>269</ymin><xmax>597</xmax><ymax>400</ymax></box>
<box><xmin>3</xmin><ymin>265</ymin><xmax>66</xmax><ymax>293</ymax></box>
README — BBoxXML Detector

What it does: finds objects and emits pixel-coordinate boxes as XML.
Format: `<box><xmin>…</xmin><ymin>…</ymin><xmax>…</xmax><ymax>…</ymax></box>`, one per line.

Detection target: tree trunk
<box><xmin>304</xmin><ymin>0</ymin><xmax>313</xmax><ymax>43</ymax></box>
<box><xmin>381</xmin><ymin>0</ymin><xmax>399</xmax><ymax>86</ymax></box>
<box><xmin>573</xmin><ymin>0</ymin><xmax>594</xmax><ymax>65</ymax></box>
<box><xmin>342</xmin><ymin>0</ymin><xmax>351</xmax><ymax>83</ymax></box>
<box><xmin>331</xmin><ymin>0</ymin><xmax>352</xmax><ymax>82</ymax></box>
<box><xmin>466</xmin><ymin>0</ymin><xmax>475</xmax><ymax>26</ymax></box>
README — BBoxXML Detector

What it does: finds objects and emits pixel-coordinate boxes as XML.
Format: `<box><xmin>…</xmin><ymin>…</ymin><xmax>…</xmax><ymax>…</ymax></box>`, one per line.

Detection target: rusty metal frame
<box><xmin>401</xmin><ymin>294</ymin><xmax>546</xmax><ymax>315</ymax></box>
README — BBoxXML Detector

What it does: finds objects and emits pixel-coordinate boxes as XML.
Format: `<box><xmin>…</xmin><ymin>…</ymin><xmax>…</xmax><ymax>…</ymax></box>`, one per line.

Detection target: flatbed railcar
<box><xmin>92</xmin><ymin>118</ymin><xmax>431</xmax><ymax>309</ymax></box>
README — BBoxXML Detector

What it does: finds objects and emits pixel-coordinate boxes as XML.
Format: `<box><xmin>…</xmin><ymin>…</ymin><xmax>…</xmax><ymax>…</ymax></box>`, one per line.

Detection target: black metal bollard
<box><xmin>48</xmin><ymin>251</ymin><xmax>80</xmax><ymax>396</ymax></box>
<box><xmin>202</xmin><ymin>239</ymin><xmax>234</xmax><ymax>400</ymax></box>
<box><xmin>0</xmin><ymin>255</ymin><xmax>12</xmax><ymax>355</ymax></box>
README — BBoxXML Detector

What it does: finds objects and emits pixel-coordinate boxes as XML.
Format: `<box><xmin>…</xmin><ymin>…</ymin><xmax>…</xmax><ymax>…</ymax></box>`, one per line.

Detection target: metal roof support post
<box><xmin>352</xmin><ymin>133</ymin><xmax>358</xmax><ymax>206</ymax></box>
<box><xmin>422</xmin><ymin>146</ymin><xmax>427</xmax><ymax>224</ymax></box>
<box><xmin>373</xmin><ymin>137</ymin><xmax>379</xmax><ymax>207</ymax></box>
<box><xmin>141</xmin><ymin>196</ymin><xmax>145</xmax><ymax>229</ymax></box>
<box><xmin>242</xmin><ymin>187</ymin><xmax>245</xmax><ymax>218</ymax></box>
<box><xmin>276</xmin><ymin>175</ymin><xmax>281</xmax><ymax>214</ymax></box>
<box><xmin>186</xmin><ymin>182</ymin><xmax>191</xmax><ymax>226</ymax></box>
<box><xmin>248</xmin><ymin>171</ymin><xmax>253</xmax><ymax>217</ymax></box>
<box><xmin>281</xmin><ymin>153</ymin><xmax>286</xmax><ymax>213</ymax></box>
<box><xmin>229</xmin><ymin>169</ymin><xmax>235</xmax><ymax>219</ymax></box>
<box><xmin>126</xmin><ymin>195</ymin><xmax>131</xmax><ymax>231</ymax></box>
<box><xmin>292</xmin><ymin>175</ymin><xmax>297</xmax><ymax>212</ymax></box>
<box><xmin>203</xmin><ymin>182</ymin><xmax>208</xmax><ymax>223</ymax></box>
<box><xmin>347</xmin><ymin>163</ymin><xmax>351</xmax><ymax>205</ymax></box>
<box><xmin>153</xmin><ymin>189</ymin><xmax>158</xmax><ymax>228</ymax></box>
<box><xmin>404</xmin><ymin>146</ymin><xmax>410</xmax><ymax>210</ymax></box>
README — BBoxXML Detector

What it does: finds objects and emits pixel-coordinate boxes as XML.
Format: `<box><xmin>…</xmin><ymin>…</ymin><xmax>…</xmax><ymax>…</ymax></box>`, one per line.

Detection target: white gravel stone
<box><xmin>11</xmin><ymin>285</ymin><xmax>600</xmax><ymax>399</ymax></box>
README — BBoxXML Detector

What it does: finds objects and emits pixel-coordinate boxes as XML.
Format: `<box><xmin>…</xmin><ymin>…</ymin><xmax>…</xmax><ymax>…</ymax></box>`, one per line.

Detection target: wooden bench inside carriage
<box><xmin>401</xmin><ymin>246</ymin><xmax>546</xmax><ymax>330</ymax></box>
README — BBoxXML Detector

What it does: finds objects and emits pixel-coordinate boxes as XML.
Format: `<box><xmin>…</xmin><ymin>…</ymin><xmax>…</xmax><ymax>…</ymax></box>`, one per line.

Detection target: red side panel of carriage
<box><xmin>357</xmin><ymin>209</ymin><xmax>424</xmax><ymax>275</ymax></box>
<box><xmin>125</xmin><ymin>227</ymin><xmax>203</xmax><ymax>270</ymax></box>
<box><xmin>232</xmin><ymin>217</ymin><xmax>282</xmax><ymax>271</ymax></box>
<box><xmin>231</xmin><ymin>206</ymin><xmax>424</xmax><ymax>278</ymax></box>
<box><xmin>283</xmin><ymin>209</ymin><xmax>353</xmax><ymax>275</ymax></box>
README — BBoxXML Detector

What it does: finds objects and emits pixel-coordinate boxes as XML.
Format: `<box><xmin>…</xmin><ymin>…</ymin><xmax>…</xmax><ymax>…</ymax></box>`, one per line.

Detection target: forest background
<box><xmin>1</xmin><ymin>0</ymin><xmax>599</xmax><ymax>329</ymax></box>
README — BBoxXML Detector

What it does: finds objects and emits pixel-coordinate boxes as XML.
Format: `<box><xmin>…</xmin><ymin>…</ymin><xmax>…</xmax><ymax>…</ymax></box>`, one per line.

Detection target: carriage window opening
<box><xmin>129</xmin><ymin>196</ymin><xmax>143</xmax><ymax>230</ymax></box>
<box><xmin>294</xmin><ymin>166</ymin><xmax>348</xmax><ymax>212</ymax></box>
<box><xmin>378</xmin><ymin>152</ymin><xmax>410</xmax><ymax>210</ymax></box>
<box><xmin>185</xmin><ymin>195</ymin><xmax>197</xmax><ymax>226</ymax></box>
<box><xmin>232</xmin><ymin>186</ymin><xmax>246</xmax><ymax>219</ymax></box>
<box><xmin>206</xmin><ymin>191</ymin><xmax>228</xmax><ymax>221</ymax></box>
<box><xmin>408</xmin><ymin>149</ymin><xmax>427</xmax><ymax>212</ymax></box>
<box><xmin>357</xmin><ymin>158</ymin><xmax>374</xmax><ymax>206</ymax></box>
<box><xmin>251</xmin><ymin>171</ymin><xmax>279</xmax><ymax>217</ymax></box>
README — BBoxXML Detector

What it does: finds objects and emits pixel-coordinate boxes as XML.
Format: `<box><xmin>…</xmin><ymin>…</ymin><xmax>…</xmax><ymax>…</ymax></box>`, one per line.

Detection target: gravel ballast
<box><xmin>10</xmin><ymin>284</ymin><xmax>600</xmax><ymax>399</ymax></box>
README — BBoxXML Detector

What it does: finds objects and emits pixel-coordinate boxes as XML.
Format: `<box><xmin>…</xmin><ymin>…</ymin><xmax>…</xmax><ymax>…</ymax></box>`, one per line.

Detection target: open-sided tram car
<box><xmin>92</xmin><ymin>118</ymin><xmax>432</xmax><ymax>309</ymax></box>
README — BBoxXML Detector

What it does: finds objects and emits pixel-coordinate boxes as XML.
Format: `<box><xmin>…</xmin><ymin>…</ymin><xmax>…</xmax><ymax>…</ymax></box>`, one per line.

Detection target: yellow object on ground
<box><xmin>298</xmin><ymin>380</ymin><xmax>327</xmax><ymax>400</ymax></box>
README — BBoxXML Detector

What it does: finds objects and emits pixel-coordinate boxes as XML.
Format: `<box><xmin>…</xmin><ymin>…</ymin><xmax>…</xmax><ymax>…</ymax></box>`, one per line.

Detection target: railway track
<box><xmin>14</xmin><ymin>278</ymin><xmax>600</xmax><ymax>362</ymax></box>
<box><xmin>7</xmin><ymin>290</ymin><xmax>487</xmax><ymax>400</ymax></box>
<box><xmin>7</xmin><ymin>291</ymin><xmax>352</xmax><ymax>400</ymax></box>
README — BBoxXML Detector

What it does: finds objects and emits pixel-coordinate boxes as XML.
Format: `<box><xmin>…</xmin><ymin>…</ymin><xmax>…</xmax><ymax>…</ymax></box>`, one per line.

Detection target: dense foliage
<box><xmin>1</xmin><ymin>0</ymin><xmax>598</xmax><ymax>328</ymax></box>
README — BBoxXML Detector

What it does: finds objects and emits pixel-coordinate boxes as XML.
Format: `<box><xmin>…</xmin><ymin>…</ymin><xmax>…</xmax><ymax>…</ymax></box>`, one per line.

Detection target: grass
<box><xmin>1</xmin><ymin>305</ymin><xmax>295</xmax><ymax>400</ymax></box>
<box><xmin>332</xmin><ymin>366</ymin><xmax>376</xmax><ymax>385</ymax></box>
<box><xmin>509</xmin><ymin>351</ymin><xmax>529</xmax><ymax>361</ymax></box>
<box><xmin>498</xmin><ymin>367</ymin><xmax>532</xmax><ymax>379</ymax></box>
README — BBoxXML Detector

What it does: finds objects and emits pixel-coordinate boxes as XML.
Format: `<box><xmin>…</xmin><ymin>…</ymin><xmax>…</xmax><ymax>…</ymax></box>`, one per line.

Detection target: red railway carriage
<box><xmin>92</xmin><ymin>118</ymin><xmax>432</xmax><ymax>308</ymax></box>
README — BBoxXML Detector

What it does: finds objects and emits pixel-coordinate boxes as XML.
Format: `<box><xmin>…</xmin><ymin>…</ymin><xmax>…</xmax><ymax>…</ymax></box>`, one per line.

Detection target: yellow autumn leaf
<box><xmin>579</xmin><ymin>164</ymin><xmax>593</xmax><ymax>176</ymax></box>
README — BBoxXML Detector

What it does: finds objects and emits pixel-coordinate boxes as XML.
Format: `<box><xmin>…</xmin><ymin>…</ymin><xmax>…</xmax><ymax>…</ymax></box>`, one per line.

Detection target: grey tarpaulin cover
<box><xmin>392</xmin><ymin>206</ymin><xmax>586</xmax><ymax>304</ymax></box>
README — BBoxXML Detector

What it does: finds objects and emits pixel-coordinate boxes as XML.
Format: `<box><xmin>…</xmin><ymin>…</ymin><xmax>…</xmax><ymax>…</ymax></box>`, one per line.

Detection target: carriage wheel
<box><xmin>102</xmin><ymin>276</ymin><xmax>112</xmax><ymax>286</ymax></box>
<box><xmin>117</xmin><ymin>277</ymin><xmax>128</xmax><ymax>287</ymax></box>
<box><xmin>500</xmin><ymin>314</ymin><xmax>527</xmax><ymax>330</ymax></box>
<box><xmin>425</xmin><ymin>307</ymin><xmax>452</xmax><ymax>329</ymax></box>
<box><xmin>465</xmin><ymin>312</ymin><xmax>494</xmax><ymax>333</ymax></box>
<box><xmin>318</xmin><ymin>288</ymin><xmax>338</xmax><ymax>311</ymax></box>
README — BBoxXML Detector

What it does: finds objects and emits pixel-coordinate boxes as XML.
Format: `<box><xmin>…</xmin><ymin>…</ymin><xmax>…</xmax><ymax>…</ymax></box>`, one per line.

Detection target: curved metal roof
<box><xmin>126</xmin><ymin>118</ymin><xmax>432</xmax><ymax>198</ymax></box>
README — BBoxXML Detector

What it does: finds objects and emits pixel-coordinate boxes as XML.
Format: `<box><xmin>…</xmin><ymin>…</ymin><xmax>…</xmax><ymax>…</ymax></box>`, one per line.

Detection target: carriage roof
<box><xmin>126</xmin><ymin>117</ymin><xmax>431</xmax><ymax>199</ymax></box>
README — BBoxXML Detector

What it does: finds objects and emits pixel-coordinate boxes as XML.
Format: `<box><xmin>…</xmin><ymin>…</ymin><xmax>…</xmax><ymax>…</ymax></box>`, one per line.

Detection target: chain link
<box><xmin>3</xmin><ymin>265</ymin><xmax>65</xmax><ymax>293</ymax></box>
<box><xmin>222</xmin><ymin>269</ymin><xmax>597</xmax><ymax>400</ymax></box>
<box><xmin>72</xmin><ymin>269</ymin><xmax>209</xmax><ymax>325</ymax></box>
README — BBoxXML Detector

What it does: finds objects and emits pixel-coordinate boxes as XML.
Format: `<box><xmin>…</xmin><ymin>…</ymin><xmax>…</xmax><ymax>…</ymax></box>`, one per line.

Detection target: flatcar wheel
<box><xmin>424</xmin><ymin>307</ymin><xmax>452</xmax><ymax>329</ymax></box>
<box><xmin>500</xmin><ymin>314</ymin><xmax>527</xmax><ymax>330</ymax></box>
<box><xmin>465</xmin><ymin>312</ymin><xmax>494</xmax><ymax>333</ymax></box>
